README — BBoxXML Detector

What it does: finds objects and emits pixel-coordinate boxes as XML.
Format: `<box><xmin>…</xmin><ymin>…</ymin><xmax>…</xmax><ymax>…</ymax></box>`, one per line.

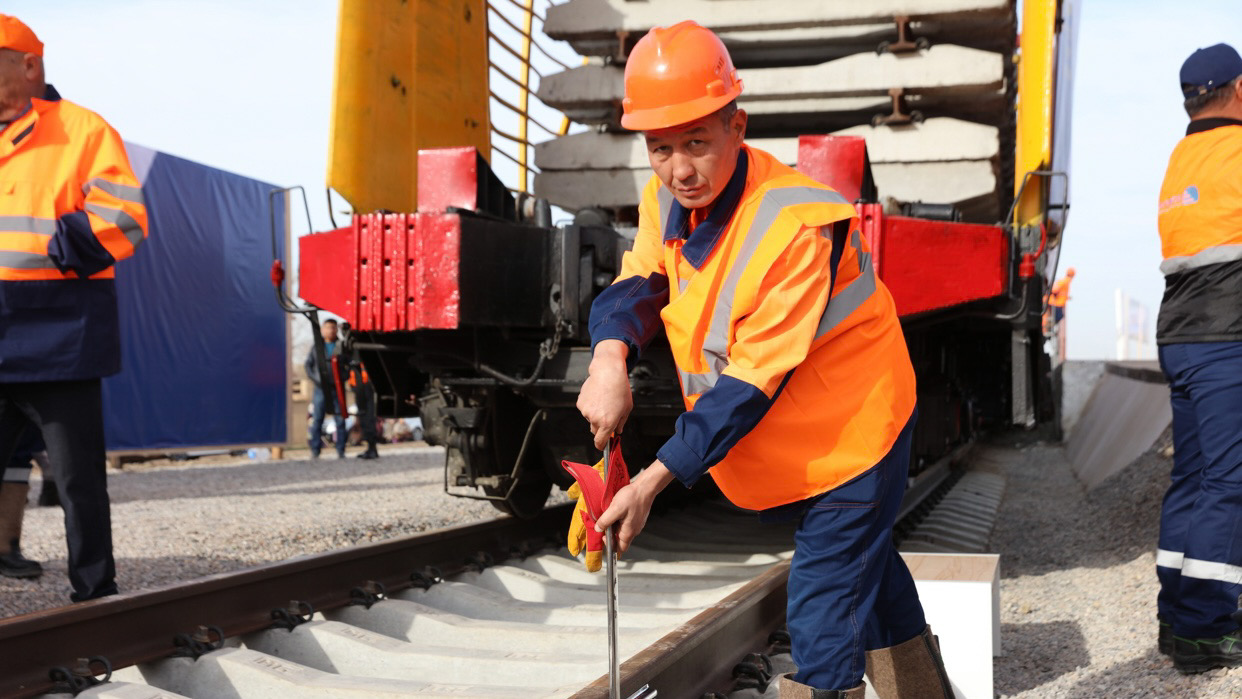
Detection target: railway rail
<box><xmin>1</xmin><ymin>458</ymin><xmax>971</xmax><ymax>699</ymax></box>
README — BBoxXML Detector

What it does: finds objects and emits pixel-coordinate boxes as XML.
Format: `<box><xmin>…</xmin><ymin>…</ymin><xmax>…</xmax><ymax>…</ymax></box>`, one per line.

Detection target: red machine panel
<box><xmin>406</xmin><ymin>213</ymin><xmax>461</xmax><ymax>330</ymax></box>
<box><xmin>797</xmin><ymin>134</ymin><xmax>870</xmax><ymax>203</ymax></box>
<box><xmin>860</xmin><ymin>204</ymin><xmax>1010</xmax><ymax>317</ymax></box>
<box><xmin>298</xmin><ymin>213</ymin><xmax>463</xmax><ymax>331</ymax></box>
<box><xmin>798</xmin><ymin>135</ymin><xmax>1011</xmax><ymax>317</ymax></box>
<box><xmin>417</xmin><ymin>147</ymin><xmax>483</xmax><ymax>213</ymax></box>
<box><xmin>298</xmin><ymin>223</ymin><xmax>357</xmax><ymax>325</ymax></box>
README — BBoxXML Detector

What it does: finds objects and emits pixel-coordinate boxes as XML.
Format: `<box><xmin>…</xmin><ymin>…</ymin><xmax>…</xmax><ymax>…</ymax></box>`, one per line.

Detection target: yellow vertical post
<box><xmin>327</xmin><ymin>0</ymin><xmax>491</xmax><ymax>214</ymax></box>
<box><xmin>517</xmin><ymin>0</ymin><xmax>535</xmax><ymax>193</ymax></box>
<box><xmin>1013</xmin><ymin>0</ymin><xmax>1057</xmax><ymax>227</ymax></box>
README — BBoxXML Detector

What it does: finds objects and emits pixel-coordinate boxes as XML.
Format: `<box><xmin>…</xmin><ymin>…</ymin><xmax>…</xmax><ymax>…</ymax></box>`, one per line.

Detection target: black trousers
<box><xmin>0</xmin><ymin>379</ymin><xmax>117</xmax><ymax>601</ymax></box>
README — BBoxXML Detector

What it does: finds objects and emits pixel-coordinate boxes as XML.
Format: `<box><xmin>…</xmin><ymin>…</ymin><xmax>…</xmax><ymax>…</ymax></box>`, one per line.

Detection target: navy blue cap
<box><xmin>1181</xmin><ymin>43</ymin><xmax>1242</xmax><ymax>98</ymax></box>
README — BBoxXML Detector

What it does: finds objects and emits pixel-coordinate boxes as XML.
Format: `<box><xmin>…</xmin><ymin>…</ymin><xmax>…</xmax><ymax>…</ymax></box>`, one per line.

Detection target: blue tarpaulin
<box><xmin>102</xmin><ymin>143</ymin><xmax>288</xmax><ymax>450</ymax></box>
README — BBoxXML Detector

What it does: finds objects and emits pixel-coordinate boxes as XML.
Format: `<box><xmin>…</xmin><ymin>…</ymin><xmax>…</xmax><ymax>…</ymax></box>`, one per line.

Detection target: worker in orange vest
<box><xmin>0</xmin><ymin>15</ymin><xmax>147</xmax><ymax>602</ymax></box>
<box><xmin>576</xmin><ymin>22</ymin><xmax>950</xmax><ymax>698</ymax></box>
<box><xmin>1152</xmin><ymin>42</ymin><xmax>1242</xmax><ymax>675</ymax></box>
<box><xmin>1047</xmin><ymin>267</ymin><xmax>1074</xmax><ymax>359</ymax></box>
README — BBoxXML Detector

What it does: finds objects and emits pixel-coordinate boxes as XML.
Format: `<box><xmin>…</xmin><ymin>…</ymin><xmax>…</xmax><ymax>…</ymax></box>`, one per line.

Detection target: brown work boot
<box><xmin>0</xmin><ymin>483</ymin><xmax>43</xmax><ymax>578</ymax></box>
<box><xmin>865</xmin><ymin>625</ymin><xmax>954</xmax><ymax>698</ymax></box>
<box><xmin>777</xmin><ymin>673</ymin><xmax>865</xmax><ymax>698</ymax></box>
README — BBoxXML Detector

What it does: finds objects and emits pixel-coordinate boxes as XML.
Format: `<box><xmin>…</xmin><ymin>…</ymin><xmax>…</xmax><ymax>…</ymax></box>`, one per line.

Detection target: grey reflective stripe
<box><xmin>1160</xmin><ymin>243</ymin><xmax>1242</xmax><ymax>275</ymax></box>
<box><xmin>84</xmin><ymin>178</ymin><xmax>145</xmax><ymax>206</ymax></box>
<box><xmin>2</xmin><ymin>462</ymin><xmax>34</xmax><ymax>483</ymax></box>
<box><xmin>657</xmin><ymin>186</ymin><xmax>673</xmax><ymax>235</ymax></box>
<box><xmin>815</xmin><ymin>230</ymin><xmax>877</xmax><ymax>339</ymax></box>
<box><xmin>85</xmin><ymin>203</ymin><xmax>145</xmax><ymax>246</ymax></box>
<box><xmin>678</xmin><ymin>366</ymin><xmax>717</xmax><ymax>396</ymax></box>
<box><xmin>0</xmin><ymin>249</ymin><xmax>58</xmax><ymax>270</ymax></box>
<box><xmin>679</xmin><ymin>185</ymin><xmax>853</xmax><ymax>398</ymax></box>
<box><xmin>0</xmin><ymin>215</ymin><xmax>56</xmax><ymax>235</ymax></box>
<box><xmin>678</xmin><ymin>278</ymin><xmax>689</xmax><ymax>294</ymax></box>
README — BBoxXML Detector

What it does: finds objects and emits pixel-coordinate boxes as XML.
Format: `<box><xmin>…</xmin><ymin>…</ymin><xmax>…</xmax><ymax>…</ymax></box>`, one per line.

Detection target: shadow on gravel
<box><xmin>988</xmin><ymin>438</ymin><xmax>1171</xmax><ymax>578</ymax></box>
<box><xmin>995</xmin><ymin>620</ymin><xmax>1088</xmax><ymax>695</ymax></box>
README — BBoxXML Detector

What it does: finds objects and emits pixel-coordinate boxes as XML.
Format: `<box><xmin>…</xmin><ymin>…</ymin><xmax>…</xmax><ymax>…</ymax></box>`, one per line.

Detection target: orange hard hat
<box><xmin>620</xmin><ymin>21</ymin><xmax>743</xmax><ymax>131</ymax></box>
<box><xmin>0</xmin><ymin>15</ymin><xmax>42</xmax><ymax>56</ymax></box>
<box><xmin>1067</xmin><ymin>267</ymin><xmax>1076</xmax><ymax>277</ymax></box>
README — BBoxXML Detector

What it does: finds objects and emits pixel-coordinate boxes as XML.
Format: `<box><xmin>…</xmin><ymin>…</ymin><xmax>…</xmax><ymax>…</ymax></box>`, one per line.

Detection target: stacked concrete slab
<box><xmin>534</xmin><ymin>0</ymin><xmax>1016</xmax><ymax>223</ymax></box>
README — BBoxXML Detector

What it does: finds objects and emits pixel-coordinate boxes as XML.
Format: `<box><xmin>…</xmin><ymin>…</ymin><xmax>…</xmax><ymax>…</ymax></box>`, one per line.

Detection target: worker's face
<box><xmin>322</xmin><ymin>322</ymin><xmax>338</xmax><ymax>342</ymax></box>
<box><xmin>0</xmin><ymin>49</ymin><xmax>41</xmax><ymax>122</ymax></box>
<box><xmin>644</xmin><ymin>107</ymin><xmax>747</xmax><ymax>210</ymax></box>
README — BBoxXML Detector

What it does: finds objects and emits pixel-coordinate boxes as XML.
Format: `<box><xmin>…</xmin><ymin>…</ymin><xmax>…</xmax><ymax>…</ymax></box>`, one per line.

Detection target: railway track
<box><xmin>1</xmin><ymin>457</ymin><xmax>981</xmax><ymax>699</ymax></box>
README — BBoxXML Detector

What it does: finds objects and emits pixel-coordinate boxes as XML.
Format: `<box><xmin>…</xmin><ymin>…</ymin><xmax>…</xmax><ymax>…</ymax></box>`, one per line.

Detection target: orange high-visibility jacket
<box><xmin>1155</xmin><ymin>120</ymin><xmax>1242</xmax><ymax>344</ymax></box>
<box><xmin>590</xmin><ymin>145</ymin><xmax>916</xmax><ymax>510</ymax></box>
<box><xmin>0</xmin><ymin>85</ymin><xmax>147</xmax><ymax>381</ymax></box>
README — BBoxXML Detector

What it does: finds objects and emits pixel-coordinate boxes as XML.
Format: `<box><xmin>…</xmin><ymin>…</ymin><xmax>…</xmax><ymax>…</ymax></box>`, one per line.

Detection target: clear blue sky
<box><xmin>8</xmin><ymin>0</ymin><xmax>1241</xmax><ymax>359</ymax></box>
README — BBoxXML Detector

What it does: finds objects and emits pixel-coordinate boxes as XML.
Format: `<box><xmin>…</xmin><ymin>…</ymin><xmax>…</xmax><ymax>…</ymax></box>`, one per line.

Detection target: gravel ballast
<box><xmin>991</xmin><ymin>434</ymin><xmax>1242</xmax><ymax>697</ymax></box>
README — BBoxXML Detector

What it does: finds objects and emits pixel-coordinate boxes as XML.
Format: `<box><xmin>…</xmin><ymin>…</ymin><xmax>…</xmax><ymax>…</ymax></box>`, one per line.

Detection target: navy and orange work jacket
<box><xmin>0</xmin><ymin>85</ymin><xmax>147</xmax><ymax>381</ymax></box>
<box><xmin>1155</xmin><ymin>118</ymin><xmax>1242</xmax><ymax>344</ymax></box>
<box><xmin>589</xmin><ymin>145</ymin><xmax>916</xmax><ymax>510</ymax></box>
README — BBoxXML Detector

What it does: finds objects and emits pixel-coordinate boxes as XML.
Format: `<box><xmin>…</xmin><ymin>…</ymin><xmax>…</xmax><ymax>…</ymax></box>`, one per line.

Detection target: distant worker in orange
<box><xmin>1152</xmin><ymin>42</ymin><xmax>1242</xmax><ymax>675</ymax></box>
<box><xmin>1048</xmin><ymin>267</ymin><xmax>1075</xmax><ymax>359</ymax></box>
<box><xmin>0</xmin><ymin>15</ymin><xmax>148</xmax><ymax>602</ymax></box>
<box><xmin>576</xmin><ymin>22</ymin><xmax>951</xmax><ymax>698</ymax></box>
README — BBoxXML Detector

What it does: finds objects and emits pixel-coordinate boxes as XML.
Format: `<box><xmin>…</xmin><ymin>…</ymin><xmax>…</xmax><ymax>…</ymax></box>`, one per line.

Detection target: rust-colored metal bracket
<box><xmin>871</xmin><ymin>88</ymin><xmax>925</xmax><ymax>127</ymax></box>
<box><xmin>878</xmin><ymin>15</ymin><xmax>931</xmax><ymax>54</ymax></box>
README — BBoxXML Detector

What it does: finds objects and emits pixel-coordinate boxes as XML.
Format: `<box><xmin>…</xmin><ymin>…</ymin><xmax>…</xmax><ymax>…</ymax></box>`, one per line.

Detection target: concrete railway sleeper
<box><xmin>1</xmin><ymin>456</ymin><xmax>975</xmax><ymax>699</ymax></box>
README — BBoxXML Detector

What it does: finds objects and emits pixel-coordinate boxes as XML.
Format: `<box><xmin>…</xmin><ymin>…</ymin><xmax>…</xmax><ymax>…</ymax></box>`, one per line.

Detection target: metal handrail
<box><xmin>488</xmin><ymin>30</ymin><xmax>546</xmax><ymax>80</ymax></box>
<box><xmin>486</xmin><ymin>3</ymin><xmax>570</xmax><ymax>70</ymax></box>
<box><xmin>488</xmin><ymin>89</ymin><xmax>561</xmax><ymax>136</ymax></box>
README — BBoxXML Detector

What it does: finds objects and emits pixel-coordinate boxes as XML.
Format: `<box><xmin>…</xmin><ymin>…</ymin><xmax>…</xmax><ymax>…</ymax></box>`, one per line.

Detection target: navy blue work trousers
<box><xmin>309</xmin><ymin>386</ymin><xmax>346</xmax><ymax>457</ymax></box>
<box><xmin>1158</xmin><ymin>341</ymin><xmax>1242</xmax><ymax>638</ymax></box>
<box><xmin>788</xmin><ymin>413</ymin><xmax>927</xmax><ymax>690</ymax></box>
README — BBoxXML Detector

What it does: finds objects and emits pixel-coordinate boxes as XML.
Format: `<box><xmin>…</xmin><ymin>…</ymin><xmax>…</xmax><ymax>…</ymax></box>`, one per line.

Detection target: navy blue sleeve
<box><xmin>48</xmin><ymin>211</ymin><xmax>116</xmax><ymax>278</ymax></box>
<box><xmin>656</xmin><ymin>372</ymin><xmax>791</xmax><ymax>487</ymax></box>
<box><xmin>588</xmin><ymin>273</ymin><xmax>670</xmax><ymax>360</ymax></box>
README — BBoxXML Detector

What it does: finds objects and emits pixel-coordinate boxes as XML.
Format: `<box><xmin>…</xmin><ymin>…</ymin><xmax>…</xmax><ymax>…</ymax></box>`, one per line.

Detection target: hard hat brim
<box><xmin>620</xmin><ymin>87</ymin><xmax>742</xmax><ymax>132</ymax></box>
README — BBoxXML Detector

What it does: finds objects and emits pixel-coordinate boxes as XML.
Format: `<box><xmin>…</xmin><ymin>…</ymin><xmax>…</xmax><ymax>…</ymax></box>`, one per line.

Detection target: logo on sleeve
<box><xmin>1159</xmin><ymin>185</ymin><xmax>1200</xmax><ymax>214</ymax></box>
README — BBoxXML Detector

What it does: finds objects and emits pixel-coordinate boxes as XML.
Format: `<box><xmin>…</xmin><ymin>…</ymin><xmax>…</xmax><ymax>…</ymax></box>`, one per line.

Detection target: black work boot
<box><xmin>356</xmin><ymin>443</ymin><xmax>379</xmax><ymax>459</ymax></box>
<box><xmin>777</xmin><ymin>674</ymin><xmax>865</xmax><ymax>698</ymax></box>
<box><xmin>1172</xmin><ymin>629</ymin><xmax>1242</xmax><ymax>674</ymax></box>
<box><xmin>0</xmin><ymin>538</ymin><xmax>43</xmax><ymax>579</ymax></box>
<box><xmin>1159</xmin><ymin>616</ymin><xmax>1173</xmax><ymax>657</ymax></box>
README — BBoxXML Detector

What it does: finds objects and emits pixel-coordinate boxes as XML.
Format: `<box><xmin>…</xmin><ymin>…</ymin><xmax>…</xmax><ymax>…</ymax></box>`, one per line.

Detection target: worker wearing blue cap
<box><xmin>1154</xmin><ymin>41</ymin><xmax>1242</xmax><ymax>675</ymax></box>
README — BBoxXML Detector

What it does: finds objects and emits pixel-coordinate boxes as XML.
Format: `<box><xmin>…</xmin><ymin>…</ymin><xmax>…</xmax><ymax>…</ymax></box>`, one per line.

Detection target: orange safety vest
<box><xmin>626</xmin><ymin>145</ymin><xmax>917</xmax><ymax>510</ymax></box>
<box><xmin>1157</xmin><ymin>124</ymin><xmax>1242</xmax><ymax>274</ymax></box>
<box><xmin>1049</xmin><ymin>277</ymin><xmax>1071</xmax><ymax>308</ymax></box>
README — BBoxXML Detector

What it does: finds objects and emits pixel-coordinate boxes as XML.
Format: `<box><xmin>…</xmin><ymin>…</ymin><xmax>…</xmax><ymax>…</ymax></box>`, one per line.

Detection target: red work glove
<box><xmin>562</xmin><ymin>439</ymin><xmax>629</xmax><ymax>572</ymax></box>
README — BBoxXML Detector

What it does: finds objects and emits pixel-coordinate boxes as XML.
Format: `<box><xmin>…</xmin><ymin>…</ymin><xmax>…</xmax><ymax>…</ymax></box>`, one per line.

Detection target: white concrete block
<box><xmin>535</xmin><ymin>118</ymin><xmax>997</xmax><ymax>172</ymax></box>
<box><xmin>112</xmin><ymin>648</ymin><xmax>569</xmax><ymax>698</ymax></box>
<box><xmin>238</xmin><ymin>621</ymin><xmax>602</xmax><ymax>688</ymax></box>
<box><xmin>324</xmin><ymin>597</ymin><xmax>668</xmax><ymax>656</ymax></box>
<box><xmin>903</xmin><ymin>552</ymin><xmax>1001</xmax><ymax>699</ymax></box>
<box><xmin>538</xmin><ymin>45</ymin><xmax>1006</xmax><ymax>124</ymax></box>
<box><xmin>69</xmin><ymin>683</ymin><xmax>190</xmax><ymax>699</ymax></box>
<box><xmin>534</xmin><ymin>159</ymin><xmax>997</xmax><ymax>215</ymax></box>
<box><xmin>545</xmin><ymin>0</ymin><xmax>1014</xmax><ymax>38</ymax></box>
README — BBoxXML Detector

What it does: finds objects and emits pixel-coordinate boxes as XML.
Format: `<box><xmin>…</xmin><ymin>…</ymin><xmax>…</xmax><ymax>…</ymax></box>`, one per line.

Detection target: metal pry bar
<box><xmin>604</xmin><ymin>437</ymin><xmax>621</xmax><ymax>698</ymax></box>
